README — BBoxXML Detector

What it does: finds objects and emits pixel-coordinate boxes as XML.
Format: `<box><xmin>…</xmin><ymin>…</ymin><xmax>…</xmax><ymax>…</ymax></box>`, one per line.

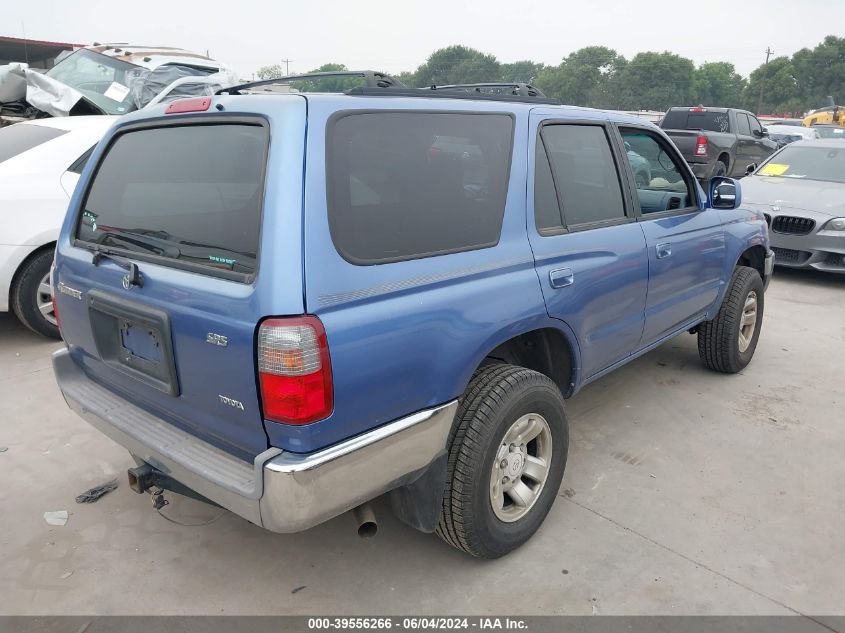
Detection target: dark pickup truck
<box><xmin>660</xmin><ymin>107</ymin><xmax>778</xmax><ymax>181</ymax></box>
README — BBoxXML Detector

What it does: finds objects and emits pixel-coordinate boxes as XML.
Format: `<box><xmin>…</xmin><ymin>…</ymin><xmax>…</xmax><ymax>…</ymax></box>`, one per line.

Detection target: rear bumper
<box><xmin>53</xmin><ymin>348</ymin><xmax>457</xmax><ymax>532</ymax></box>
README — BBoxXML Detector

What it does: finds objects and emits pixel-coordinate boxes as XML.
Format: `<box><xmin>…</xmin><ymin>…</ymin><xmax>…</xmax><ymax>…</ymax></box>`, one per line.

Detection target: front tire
<box><xmin>698</xmin><ymin>266</ymin><xmax>764</xmax><ymax>373</ymax></box>
<box><xmin>11</xmin><ymin>249</ymin><xmax>60</xmax><ymax>339</ymax></box>
<box><xmin>436</xmin><ymin>364</ymin><xmax>568</xmax><ymax>558</ymax></box>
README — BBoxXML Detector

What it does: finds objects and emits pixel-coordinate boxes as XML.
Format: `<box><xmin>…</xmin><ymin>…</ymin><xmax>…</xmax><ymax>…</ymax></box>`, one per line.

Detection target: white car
<box><xmin>0</xmin><ymin>115</ymin><xmax>115</xmax><ymax>337</ymax></box>
<box><xmin>764</xmin><ymin>124</ymin><xmax>820</xmax><ymax>148</ymax></box>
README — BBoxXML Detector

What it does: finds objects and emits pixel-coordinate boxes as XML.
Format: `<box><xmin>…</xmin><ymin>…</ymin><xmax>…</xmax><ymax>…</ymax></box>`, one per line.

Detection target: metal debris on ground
<box><xmin>75</xmin><ymin>479</ymin><xmax>119</xmax><ymax>504</ymax></box>
<box><xmin>0</xmin><ymin>447</ymin><xmax>7</xmax><ymax>452</ymax></box>
<box><xmin>44</xmin><ymin>510</ymin><xmax>68</xmax><ymax>526</ymax></box>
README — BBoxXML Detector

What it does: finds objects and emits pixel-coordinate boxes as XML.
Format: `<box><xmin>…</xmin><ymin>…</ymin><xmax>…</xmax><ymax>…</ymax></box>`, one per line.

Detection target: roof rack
<box><xmin>217</xmin><ymin>70</ymin><xmax>560</xmax><ymax>105</ymax></box>
<box><xmin>435</xmin><ymin>82</ymin><xmax>547</xmax><ymax>98</ymax></box>
<box><xmin>217</xmin><ymin>70</ymin><xmax>404</xmax><ymax>95</ymax></box>
<box><xmin>346</xmin><ymin>86</ymin><xmax>560</xmax><ymax>105</ymax></box>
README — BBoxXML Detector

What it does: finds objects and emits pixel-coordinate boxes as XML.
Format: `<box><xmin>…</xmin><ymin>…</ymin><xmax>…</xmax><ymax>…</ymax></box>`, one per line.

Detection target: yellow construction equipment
<box><xmin>803</xmin><ymin>96</ymin><xmax>844</xmax><ymax>127</ymax></box>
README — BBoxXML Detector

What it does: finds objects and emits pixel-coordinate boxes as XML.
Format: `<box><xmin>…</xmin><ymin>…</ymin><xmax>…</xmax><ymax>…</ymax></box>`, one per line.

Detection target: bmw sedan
<box><xmin>741</xmin><ymin>140</ymin><xmax>845</xmax><ymax>273</ymax></box>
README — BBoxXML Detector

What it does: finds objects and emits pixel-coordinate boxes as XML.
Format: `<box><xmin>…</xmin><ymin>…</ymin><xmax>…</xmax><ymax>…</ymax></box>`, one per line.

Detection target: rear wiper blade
<box><xmin>97</xmin><ymin>230</ymin><xmax>181</xmax><ymax>258</ymax></box>
<box><xmin>91</xmin><ymin>249</ymin><xmax>144</xmax><ymax>288</ymax></box>
<box><xmin>177</xmin><ymin>239</ymin><xmax>255</xmax><ymax>258</ymax></box>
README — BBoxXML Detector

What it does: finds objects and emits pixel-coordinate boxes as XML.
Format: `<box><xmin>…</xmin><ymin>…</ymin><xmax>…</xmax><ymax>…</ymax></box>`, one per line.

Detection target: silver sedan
<box><xmin>741</xmin><ymin>140</ymin><xmax>845</xmax><ymax>273</ymax></box>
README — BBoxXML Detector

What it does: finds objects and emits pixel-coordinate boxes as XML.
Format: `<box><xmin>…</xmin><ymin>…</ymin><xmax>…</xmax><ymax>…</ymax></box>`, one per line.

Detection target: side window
<box><xmin>533</xmin><ymin>138</ymin><xmax>563</xmax><ymax>231</ymax></box>
<box><xmin>620</xmin><ymin>128</ymin><xmax>695</xmax><ymax>214</ymax></box>
<box><xmin>736</xmin><ymin>113</ymin><xmax>751</xmax><ymax>137</ymax></box>
<box><xmin>748</xmin><ymin>115</ymin><xmax>763</xmax><ymax>136</ymax></box>
<box><xmin>540</xmin><ymin>124</ymin><xmax>625</xmax><ymax>226</ymax></box>
<box><xmin>327</xmin><ymin>112</ymin><xmax>514</xmax><ymax>264</ymax></box>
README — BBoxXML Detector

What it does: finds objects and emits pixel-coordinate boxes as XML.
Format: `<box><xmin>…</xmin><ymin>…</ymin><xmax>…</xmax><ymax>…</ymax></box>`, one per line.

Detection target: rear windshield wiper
<box><xmin>96</xmin><ymin>229</ymin><xmax>181</xmax><ymax>258</ymax></box>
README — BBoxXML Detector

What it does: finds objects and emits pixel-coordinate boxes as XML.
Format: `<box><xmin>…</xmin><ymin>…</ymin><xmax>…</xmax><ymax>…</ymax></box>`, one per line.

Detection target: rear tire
<box><xmin>11</xmin><ymin>249</ymin><xmax>60</xmax><ymax>339</ymax></box>
<box><xmin>698</xmin><ymin>266</ymin><xmax>763</xmax><ymax>373</ymax></box>
<box><xmin>712</xmin><ymin>160</ymin><xmax>728</xmax><ymax>179</ymax></box>
<box><xmin>436</xmin><ymin>364</ymin><xmax>568</xmax><ymax>558</ymax></box>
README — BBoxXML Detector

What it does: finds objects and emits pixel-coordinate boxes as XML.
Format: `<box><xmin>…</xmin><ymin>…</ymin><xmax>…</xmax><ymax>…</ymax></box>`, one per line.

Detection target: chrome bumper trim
<box><xmin>53</xmin><ymin>348</ymin><xmax>457</xmax><ymax>533</ymax></box>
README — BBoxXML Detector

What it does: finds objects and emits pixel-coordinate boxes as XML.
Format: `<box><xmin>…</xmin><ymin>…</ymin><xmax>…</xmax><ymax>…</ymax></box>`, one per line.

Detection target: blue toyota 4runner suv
<box><xmin>52</xmin><ymin>74</ymin><xmax>773</xmax><ymax>558</ymax></box>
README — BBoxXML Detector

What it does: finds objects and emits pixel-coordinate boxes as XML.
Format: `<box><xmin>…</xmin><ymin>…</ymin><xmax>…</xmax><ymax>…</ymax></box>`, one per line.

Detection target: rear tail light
<box><xmin>695</xmin><ymin>134</ymin><xmax>708</xmax><ymax>157</ymax></box>
<box><xmin>49</xmin><ymin>261</ymin><xmax>60</xmax><ymax>330</ymax></box>
<box><xmin>52</xmin><ymin>296</ymin><xmax>60</xmax><ymax>330</ymax></box>
<box><xmin>690</xmin><ymin>106</ymin><xmax>707</xmax><ymax>113</ymax></box>
<box><xmin>257</xmin><ymin>316</ymin><xmax>333</xmax><ymax>425</ymax></box>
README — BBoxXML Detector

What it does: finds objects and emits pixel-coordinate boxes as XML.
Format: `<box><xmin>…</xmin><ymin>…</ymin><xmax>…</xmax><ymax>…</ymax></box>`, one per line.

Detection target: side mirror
<box><xmin>745</xmin><ymin>163</ymin><xmax>757</xmax><ymax>176</ymax></box>
<box><xmin>710</xmin><ymin>177</ymin><xmax>742</xmax><ymax>210</ymax></box>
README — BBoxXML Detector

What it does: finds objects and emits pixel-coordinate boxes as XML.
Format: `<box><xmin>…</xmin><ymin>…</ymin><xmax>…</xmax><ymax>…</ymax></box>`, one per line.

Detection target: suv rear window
<box><xmin>662</xmin><ymin>110</ymin><xmax>731</xmax><ymax>133</ymax></box>
<box><xmin>0</xmin><ymin>123</ymin><xmax>66</xmax><ymax>164</ymax></box>
<box><xmin>77</xmin><ymin>123</ymin><xmax>267</xmax><ymax>280</ymax></box>
<box><xmin>327</xmin><ymin>112</ymin><xmax>514</xmax><ymax>264</ymax></box>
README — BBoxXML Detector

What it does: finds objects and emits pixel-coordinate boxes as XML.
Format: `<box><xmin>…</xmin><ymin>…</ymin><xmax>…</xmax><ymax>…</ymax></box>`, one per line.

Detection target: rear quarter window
<box><xmin>326</xmin><ymin>111</ymin><xmax>514</xmax><ymax>264</ymax></box>
<box><xmin>0</xmin><ymin>123</ymin><xmax>66</xmax><ymax>163</ymax></box>
<box><xmin>76</xmin><ymin>122</ymin><xmax>267</xmax><ymax>280</ymax></box>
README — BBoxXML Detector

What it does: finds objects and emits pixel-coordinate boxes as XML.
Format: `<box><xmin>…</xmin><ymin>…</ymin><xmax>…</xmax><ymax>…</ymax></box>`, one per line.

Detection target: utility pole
<box><xmin>756</xmin><ymin>46</ymin><xmax>774</xmax><ymax>116</ymax></box>
<box><xmin>281</xmin><ymin>58</ymin><xmax>292</xmax><ymax>76</ymax></box>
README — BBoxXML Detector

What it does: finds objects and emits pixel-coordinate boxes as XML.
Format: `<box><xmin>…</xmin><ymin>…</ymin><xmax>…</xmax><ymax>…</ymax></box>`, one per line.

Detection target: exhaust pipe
<box><xmin>351</xmin><ymin>503</ymin><xmax>378</xmax><ymax>538</ymax></box>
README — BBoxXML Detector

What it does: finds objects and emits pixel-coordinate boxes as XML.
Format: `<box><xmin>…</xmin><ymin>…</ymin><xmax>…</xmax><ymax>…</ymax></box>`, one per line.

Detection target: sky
<box><xmin>5</xmin><ymin>0</ymin><xmax>844</xmax><ymax>80</ymax></box>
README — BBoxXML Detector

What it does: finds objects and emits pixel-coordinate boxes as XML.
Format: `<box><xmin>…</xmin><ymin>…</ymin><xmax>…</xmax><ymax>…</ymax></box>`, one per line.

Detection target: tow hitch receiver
<box><xmin>127</xmin><ymin>463</ymin><xmax>221</xmax><ymax>508</ymax></box>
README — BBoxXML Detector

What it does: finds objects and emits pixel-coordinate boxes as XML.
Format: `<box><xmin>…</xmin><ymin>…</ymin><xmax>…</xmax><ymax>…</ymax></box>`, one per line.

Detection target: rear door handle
<box><xmin>549</xmin><ymin>267</ymin><xmax>574</xmax><ymax>289</ymax></box>
<box><xmin>656</xmin><ymin>243</ymin><xmax>672</xmax><ymax>259</ymax></box>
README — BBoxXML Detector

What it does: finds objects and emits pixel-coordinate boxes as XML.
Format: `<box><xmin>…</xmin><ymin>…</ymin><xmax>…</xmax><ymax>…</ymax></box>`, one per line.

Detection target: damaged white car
<box><xmin>0</xmin><ymin>44</ymin><xmax>237</xmax><ymax>125</ymax></box>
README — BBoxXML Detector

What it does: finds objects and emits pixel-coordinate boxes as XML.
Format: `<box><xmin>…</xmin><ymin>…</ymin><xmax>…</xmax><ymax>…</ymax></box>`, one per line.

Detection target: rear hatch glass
<box><xmin>662</xmin><ymin>110</ymin><xmax>731</xmax><ymax>133</ymax></box>
<box><xmin>76</xmin><ymin>123</ymin><xmax>267</xmax><ymax>281</ymax></box>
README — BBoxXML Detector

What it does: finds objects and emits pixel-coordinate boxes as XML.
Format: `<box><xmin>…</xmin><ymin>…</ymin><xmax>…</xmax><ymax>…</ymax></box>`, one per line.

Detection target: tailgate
<box><xmin>54</xmin><ymin>111</ymin><xmax>304</xmax><ymax>460</ymax></box>
<box><xmin>662</xmin><ymin>129</ymin><xmax>702</xmax><ymax>161</ymax></box>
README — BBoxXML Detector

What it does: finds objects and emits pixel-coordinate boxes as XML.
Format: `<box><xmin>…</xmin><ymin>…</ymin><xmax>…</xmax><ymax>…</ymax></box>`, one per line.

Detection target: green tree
<box><xmin>742</xmin><ymin>57</ymin><xmax>799</xmax><ymax>114</ymax></box>
<box><xmin>411</xmin><ymin>45</ymin><xmax>501</xmax><ymax>87</ymax></box>
<box><xmin>499</xmin><ymin>60</ymin><xmax>544</xmax><ymax>84</ymax></box>
<box><xmin>535</xmin><ymin>46</ymin><xmax>625</xmax><ymax>108</ymax></box>
<box><xmin>291</xmin><ymin>63</ymin><xmax>362</xmax><ymax>92</ymax></box>
<box><xmin>616</xmin><ymin>52</ymin><xmax>695</xmax><ymax>111</ymax></box>
<box><xmin>792</xmin><ymin>36</ymin><xmax>845</xmax><ymax>111</ymax></box>
<box><xmin>395</xmin><ymin>71</ymin><xmax>416</xmax><ymax>87</ymax></box>
<box><xmin>256</xmin><ymin>64</ymin><xmax>283</xmax><ymax>80</ymax></box>
<box><xmin>692</xmin><ymin>62</ymin><xmax>746</xmax><ymax>108</ymax></box>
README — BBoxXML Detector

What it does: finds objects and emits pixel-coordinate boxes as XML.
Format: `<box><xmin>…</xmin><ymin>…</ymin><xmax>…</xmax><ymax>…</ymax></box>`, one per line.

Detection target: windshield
<box><xmin>815</xmin><ymin>126</ymin><xmax>845</xmax><ymax>139</ymax></box>
<box><xmin>46</xmin><ymin>49</ymin><xmax>143</xmax><ymax>115</ymax></box>
<box><xmin>756</xmin><ymin>145</ymin><xmax>845</xmax><ymax>183</ymax></box>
